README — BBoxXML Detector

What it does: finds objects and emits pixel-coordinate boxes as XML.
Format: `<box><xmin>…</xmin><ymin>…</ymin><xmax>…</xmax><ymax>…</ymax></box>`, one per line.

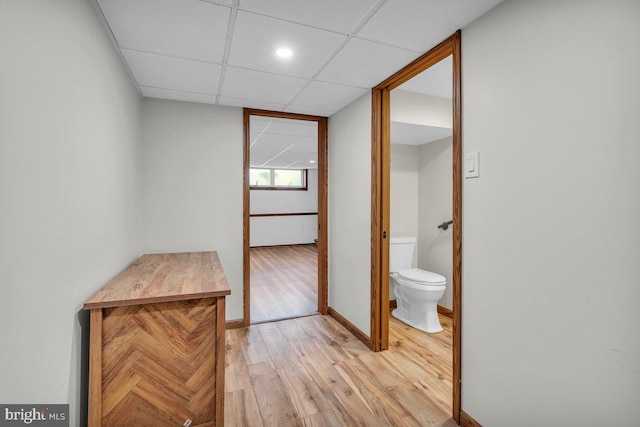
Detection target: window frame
<box><xmin>249</xmin><ymin>167</ymin><xmax>308</xmax><ymax>191</ymax></box>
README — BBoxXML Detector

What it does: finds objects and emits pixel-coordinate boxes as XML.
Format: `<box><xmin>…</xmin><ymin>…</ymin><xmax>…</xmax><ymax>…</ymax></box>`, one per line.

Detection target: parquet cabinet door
<box><xmin>99</xmin><ymin>298</ymin><xmax>217</xmax><ymax>426</ymax></box>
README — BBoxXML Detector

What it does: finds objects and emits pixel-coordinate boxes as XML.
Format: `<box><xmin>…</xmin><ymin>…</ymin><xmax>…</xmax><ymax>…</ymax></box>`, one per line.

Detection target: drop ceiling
<box><xmin>95</xmin><ymin>0</ymin><xmax>503</xmax><ymax>117</ymax></box>
<box><xmin>250</xmin><ymin>117</ymin><xmax>318</xmax><ymax>169</ymax></box>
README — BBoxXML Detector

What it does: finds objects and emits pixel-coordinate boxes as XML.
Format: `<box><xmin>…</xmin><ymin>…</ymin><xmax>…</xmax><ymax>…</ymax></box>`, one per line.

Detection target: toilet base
<box><xmin>392</xmin><ymin>308</ymin><xmax>443</xmax><ymax>334</ymax></box>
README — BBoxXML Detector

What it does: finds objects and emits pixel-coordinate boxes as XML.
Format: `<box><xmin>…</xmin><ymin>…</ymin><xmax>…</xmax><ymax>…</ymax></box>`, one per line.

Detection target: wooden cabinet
<box><xmin>84</xmin><ymin>252</ymin><xmax>230</xmax><ymax>426</ymax></box>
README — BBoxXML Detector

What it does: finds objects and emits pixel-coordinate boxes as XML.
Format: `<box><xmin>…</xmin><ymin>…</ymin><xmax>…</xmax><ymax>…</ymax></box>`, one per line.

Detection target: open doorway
<box><xmin>371</xmin><ymin>32</ymin><xmax>462</xmax><ymax>423</ymax></box>
<box><xmin>243</xmin><ymin>109</ymin><xmax>328</xmax><ymax>326</ymax></box>
<box><xmin>389</xmin><ymin>53</ymin><xmax>455</xmax><ymax>418</ymax></box>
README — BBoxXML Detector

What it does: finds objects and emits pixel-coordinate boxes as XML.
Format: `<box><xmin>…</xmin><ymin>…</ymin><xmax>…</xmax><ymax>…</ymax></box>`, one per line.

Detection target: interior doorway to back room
<box><xmin>243</xmin><ymin>109</ymin><xmax>328</xmax><ymax>326</ymax></box>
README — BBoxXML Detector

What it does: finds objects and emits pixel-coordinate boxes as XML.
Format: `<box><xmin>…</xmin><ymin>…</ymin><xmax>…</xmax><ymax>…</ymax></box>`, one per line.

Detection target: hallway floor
<box><xmin>250</xmin><ymin>245</ymin><xmax>318</xmax><ymax>324</ymax></box>
<box><xmin>225</xmin><ymin>313</ymin><xmax>454</xmax><ymax>426</ymax></box>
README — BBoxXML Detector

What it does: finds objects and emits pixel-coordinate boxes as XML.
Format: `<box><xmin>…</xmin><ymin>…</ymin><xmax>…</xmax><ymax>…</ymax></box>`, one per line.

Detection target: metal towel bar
<box><xmin>438</xmin><ymin>220</ymin><xmax>453</xmax><ymax>231</ymax></box>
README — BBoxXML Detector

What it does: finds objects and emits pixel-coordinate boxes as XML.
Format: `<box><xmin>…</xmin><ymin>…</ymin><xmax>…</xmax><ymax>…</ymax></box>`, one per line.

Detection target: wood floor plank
<box><xmin>247</xmin><ymin>361</ymin><xmax>302</xmax><ymax>427</ymax></box>
<box><xmin>277</xmin><ymin>368</ymin><xmax>328</xmax><ymax>418</ymax></box>
<box><xmin>225</xmin><ymin>313</ymin><xmax>454</xmax><ymax>426</ymax></box>
<box><xmin>388</xmin><ymin>317</ymin><xmax>453</xmax><ymax>385</ymax></box>
<box><xmin>302</xmin><ymin>410</ymin><xmax>342</xmax><ymax>427</ymax></box>
<box><xmin>347</xmin><ymin>345</ymin><xmax>451</xmax><ymax>426</ymax></box>
<box><xmin>225</xmin><ymin>329</ymin><xmax>253</xmax><ymax>393</ymax></box>
<box><xmin>332</xmin><ymin>360</ymin><xmax>414</xmax><ymax>426</ymax></box>
<box><xmin>225</xmin><ymin>389</ymin><xmax>264</xmax><ymax>427</ymax></box>
<box><xmin>289</xmin><ymin>338</ymin><xmax>378</xmax><ymax>426</ymax></box>
<box><xmin>250</xmin><ymin>245</ymin><xmax>318</xmax><ymax>324</ymax></box>
<box><xmin>256</xmin><ymin>323</ymin><xmax>308</xmax><ymax>377</ymax></box>
<box><xmin>414</xmin><ymin>378</ymin><xmax>454</xmax><ymax>418</ymax></box>
<box><xmin>277</xmin><ymin>317</ymin><xmax>314</xmax><ymax>341</ymax></box>
<box><xmin>237</xmin><ymin>326</ymin><xmax>272</xmax><ymax>366</ymax></box>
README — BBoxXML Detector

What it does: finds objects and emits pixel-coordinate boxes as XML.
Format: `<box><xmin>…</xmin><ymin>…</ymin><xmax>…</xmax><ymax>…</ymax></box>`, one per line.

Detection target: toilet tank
<box><xmin>389</xmin><ymin>237</ymin><xmax>416</xmax><ymax>273</ymax></box>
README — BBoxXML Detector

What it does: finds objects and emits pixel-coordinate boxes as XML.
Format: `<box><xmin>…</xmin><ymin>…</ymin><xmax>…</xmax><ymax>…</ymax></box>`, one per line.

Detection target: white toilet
<box><xmin>390</xmin><ymin>236</ymin><xmax>446</xmax><ymax>333</ymax></box>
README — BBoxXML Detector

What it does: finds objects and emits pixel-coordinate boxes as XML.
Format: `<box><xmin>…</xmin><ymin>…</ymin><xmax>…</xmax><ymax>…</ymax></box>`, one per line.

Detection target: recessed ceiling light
<box><xmin>309</xmin><ymin>160</ymin><xmax>316</xmax><ymax>164</ymax></box>
<box><xmin>276</xmin><ymin>48</ymin><xmax>293</xmax><ymax>58</ymax></box>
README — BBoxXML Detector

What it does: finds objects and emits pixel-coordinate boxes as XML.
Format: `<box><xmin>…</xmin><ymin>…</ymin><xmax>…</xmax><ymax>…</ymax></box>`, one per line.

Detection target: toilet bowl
<box><xmin>389</xmin><ymin>237</ymin><xmax>446</xmax><ymax>334</ymax></box>
<box><xmin>391</xmin><ymin>269</ymin><xmax>446</xmax><ymax>333</ymax></box>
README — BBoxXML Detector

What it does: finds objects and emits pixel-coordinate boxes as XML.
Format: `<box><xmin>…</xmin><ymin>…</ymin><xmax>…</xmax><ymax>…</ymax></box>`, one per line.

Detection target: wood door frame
<box><xmin>243</xmin><ymin>108</ymin><xmax>329</xmax><ymax>327</ymax></box>
<box><xmin>370</xmin><ymin>31</ymin><xmax>462</xmax><ymax>424</ymax></box>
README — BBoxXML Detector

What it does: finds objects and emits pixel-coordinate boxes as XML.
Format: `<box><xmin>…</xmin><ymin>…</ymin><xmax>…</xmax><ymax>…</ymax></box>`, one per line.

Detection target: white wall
<box><xmin>462</xmin><ymin>1</ymin><xmax>640</xmax><ymax>425</ymax></box>
<box><xmin>250</xmin><ymin>216</ymin><xmax>318</xmax><ymax>247</ymax></box>
<box><xmin>418</xmin><ymin>137</ymin><xmax>453</xmax><ymax>309</ymax></box>
<box><xmin>390</xmin><ymin>144</ymin><xmax>419</xmax><ymax>240</ymax></box>
<box><xmin>0</xmin><ymin>0</ymin><xmax>141</xmax><ymax>424</ymax></box>
<box><xmin>390</xmin><ymin>143</ymin><xmax>419</xmax><ymax>303</ymax></box>
<box><xmin>250</xmin><ymin>169</ymin><xmax>318</xmax><ymax>246</ymax></box>
<box><xmin>328</xmin><ymin>93</ymin><xmax>372</xmax><ymax>336</ymax></box>
<box><xmin>141</xmin><ymin>99</ymin><xmax>243</xmax><ymax>320</ymax></box>
<box><xmin>391</xmin><ymin>90</ymin><xmax>452</xmax><ymax>128</ymax></box>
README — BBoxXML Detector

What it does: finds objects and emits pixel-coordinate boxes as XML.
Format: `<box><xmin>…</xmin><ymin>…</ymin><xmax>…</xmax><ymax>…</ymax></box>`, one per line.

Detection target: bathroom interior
<box><xmin>388</xmin><ymin>54</ymin><xmax>454</xmax><ymax>411</ymax></box>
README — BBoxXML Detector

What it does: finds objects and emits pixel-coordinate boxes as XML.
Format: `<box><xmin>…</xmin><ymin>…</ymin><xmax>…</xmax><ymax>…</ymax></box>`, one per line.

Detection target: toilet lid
<box><xmin>398</xmin><ymin>268</ymin><xmax>446</xmax><ymax>285</ymax></box>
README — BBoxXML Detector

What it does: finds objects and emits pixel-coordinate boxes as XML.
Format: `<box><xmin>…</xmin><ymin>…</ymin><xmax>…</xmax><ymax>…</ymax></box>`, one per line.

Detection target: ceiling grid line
<box><xmin>196</xmin><ymin>0</ymin><xmax>232</xmax><ymax>6</ymax></box>
<box><xmin>119</xmin><ymin>47</ymin><xmax>223</xmax><ymax>66</ymax></box>
<box><xmin>282</xmin><ymin>0</ymin><xmax>389</xmax><ymax>110</ymax></box>
<box><xmin>231</xmin><ymin>10</ymin><xmax>348</xmax><ymax>38</ymax></box>
<box><xmin>249</xmin><ymin>120</ymin><xmax>274</xmax><ymax>148</ymax></box>
<box><xmin>138</xmin><ymin>85</ymin><xmax>218</xmax><ymax>97</ymax></box>
<box><xmin>230</xmin><ymin>4</ymin><xmax>425</xmax><ymax>54</ymax></box>
<box><xmin>259</xmin><ymin>143</ymin><xmax>298</xmax><ymax>168</ymax></box>
<box><xmin>215</xmin><ymin>0</ymin><xmax>240</xmax><ymax>103</ymax></box>
<box><xmin>97</xmin><ymin>0</ymin><xmax>504</xmax><ymax>115</ymax></box>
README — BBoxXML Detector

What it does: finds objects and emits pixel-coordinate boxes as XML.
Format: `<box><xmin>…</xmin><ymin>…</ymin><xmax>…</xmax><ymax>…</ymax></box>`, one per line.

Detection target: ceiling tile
<box><xmin>316</xmin><ymin>38</ymin><xmax>418</xmax><ymax>88</ymax></box>
<box><xmin>239</xmin><ymin>0</ymin><xmax>379</xmax><ymax>33</ymax></box>
<box><xmin>261</xmin><ymin>152</ymin><xmax>315</xmax><ymax>169</ymax></box>
<box><xmin>251</xmin><ymin>133</ymin><xmax>304</xmax><ymax>153</ymax></box>
<box><xmin>249</xmin><ymin>116</ymin><xmax>319</xmax><ymax>168</ymax></box>
<box><xmin>291</xmin><ymin>81</ymin><xmax>367</xmax><ymax>112</ymax></box>
<box><xmin>292</xmin><ymin>157</ymin><xmax>319</xmax><ymax>167</ymax></box>
<box><xmin>222</xmin><ymin>67</ymin><xmax>307</xmax><ymax>104</ymax></box>
<box><xmin>249</xmin><ymin>153</ymin><xmax>273</xmax><ymax>167</ymax></box>
<box><xmin>250</xmin><ymin>134</ymin><xmax>300</xmax><ymax>165</ymax></box>
<box><xmin>201</xmin><ymin>0</ymin><xmax>232</xmax><ymax>5</ymax></box>
<box><xmin>283</xmin><ymin>105</ymin><xmax>334</xmax><ymax>117</ymax></box>
<box><xmin>251</xmin><ymin>133</ymin><xmax>300</xmax><ymax>158</ymax></box>
<box><xmin>218</xmin><ymin>96</ymin><xmax>285</xmax><ymax>111</ymax></box>
<box><xmin>291</xmin><ymin>136</ymin><xmax>318</xmax><ymax>153</ymax></box>
<box><xmin>249</xmin><ymin>117</ymin><xmax>275</xmax><ymax>135</ymax></box>
<box><xmin>97</xmin><ymin>0</ymin><xmax>230</xmax><ymax>63</ymax></box>
<box><xmin>267</xmin><ymin>119</ymin><xmax>317</xmax><ymax>137</ymax></box>
<box><xmin>97</xmin><ymin>0</ymin><xmax>504</xmax><ymax>116</ymax></box>
<box><xmin>219</xmin><ymin>96</ymin><xmax>286</xmax><ymax>112</ymax></box>
<box><xmin>228</xmin><ymin>12</ymin><xmax>347</xmax><ymax>78</ymax></box>
<box><xmin>122</xmin><ymin>49</ymin><xmax>221</xmax><ymax>94</ymax></box>
<box><xmin>140</xmin><ymin>87</ymin><xmax>217</xmax><ymax>105</ymax></box>
<box><xmin>250</xmin><ymin>144</ymin><xmax>318</xmax><ymax>167</ymax></box>
<box><xmin>358</xmin><ymin>0</ymin><xmax>503</xmax><ymax>52</ymax></box>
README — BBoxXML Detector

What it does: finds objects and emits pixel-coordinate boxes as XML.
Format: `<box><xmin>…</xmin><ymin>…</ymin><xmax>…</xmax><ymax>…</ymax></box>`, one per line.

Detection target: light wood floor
<box><xmin>225</xmin><ymin>313</ymin><xmax>454</xmax><ymax>426</ymax></box>
<box><xmin>250</xmin><ymin>245</ymin><xmax>318</xmax><ymax>324</ymax></box>
<box><xmin>388</xmin><ymin>313</ymin><xmax>453</xmax><ymax>417</ymax></box>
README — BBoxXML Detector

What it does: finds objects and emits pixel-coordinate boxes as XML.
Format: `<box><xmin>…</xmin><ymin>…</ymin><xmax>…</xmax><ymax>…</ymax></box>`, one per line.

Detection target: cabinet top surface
<box><xmin>83</xmin><ymin>251</ymin><xmax>231</xmax><ymax>310</ymax></box>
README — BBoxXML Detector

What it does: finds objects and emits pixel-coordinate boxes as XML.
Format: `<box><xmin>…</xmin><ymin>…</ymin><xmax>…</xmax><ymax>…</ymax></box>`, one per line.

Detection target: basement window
<box><xmin>250</xmin><ymin>168</ymin><xmax>307</xmax><ymax>191</ymax></box>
